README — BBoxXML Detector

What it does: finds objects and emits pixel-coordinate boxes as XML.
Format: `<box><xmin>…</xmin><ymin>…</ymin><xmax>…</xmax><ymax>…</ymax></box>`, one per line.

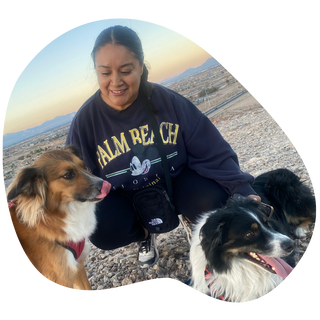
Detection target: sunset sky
<box><xmin>4</xmin><ymin>19</ymin><xmax>211</xmax><ymax>134</ymax></box>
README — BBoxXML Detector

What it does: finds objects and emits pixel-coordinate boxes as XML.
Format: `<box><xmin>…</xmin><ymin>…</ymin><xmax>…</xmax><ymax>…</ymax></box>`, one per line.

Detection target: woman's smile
<box><xmin>110</xmin><ymin>89</ymin><xmax>127</xmax><ymax>95</ymax></box>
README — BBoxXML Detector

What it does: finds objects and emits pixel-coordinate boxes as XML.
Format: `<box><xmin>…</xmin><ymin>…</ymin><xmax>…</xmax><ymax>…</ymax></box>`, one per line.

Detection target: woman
<box><xmin>66</xmin><ymin>25</ymin><xmax>260</xmax><ymax>268</ymax></box>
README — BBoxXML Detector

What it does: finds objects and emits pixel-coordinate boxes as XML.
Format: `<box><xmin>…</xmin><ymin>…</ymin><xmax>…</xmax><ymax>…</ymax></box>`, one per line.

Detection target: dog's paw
<box><xmin>294</xmin><ymin>227</ymin><xmax>308</xmax><ymax>238</ymax></box>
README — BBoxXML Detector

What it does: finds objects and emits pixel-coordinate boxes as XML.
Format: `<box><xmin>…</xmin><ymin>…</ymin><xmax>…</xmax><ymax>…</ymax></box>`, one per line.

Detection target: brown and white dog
<box><xmin>7</xmin><ymin>146</ymin><xmax>111</xmax><ymax>290</ymax></box>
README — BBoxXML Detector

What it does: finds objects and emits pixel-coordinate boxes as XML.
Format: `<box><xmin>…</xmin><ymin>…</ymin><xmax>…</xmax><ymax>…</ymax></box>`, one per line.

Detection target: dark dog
<box><xmin>253</xmin><ymin>168</ymin><xmax>316</xmax><ymax>238</ymax></box>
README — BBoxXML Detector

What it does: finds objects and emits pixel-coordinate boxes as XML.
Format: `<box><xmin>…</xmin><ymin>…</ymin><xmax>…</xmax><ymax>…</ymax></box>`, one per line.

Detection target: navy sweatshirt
<box><xmin>66</xmin><ymin>83</ymin><xmax>256</xmax><ymax>196</ymax></box>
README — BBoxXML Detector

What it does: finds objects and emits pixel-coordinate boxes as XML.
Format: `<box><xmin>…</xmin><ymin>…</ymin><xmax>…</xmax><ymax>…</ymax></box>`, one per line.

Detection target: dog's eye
<box><xmin>245</xmin><ymin>231</ymin><xmax>255</xmax><ymax>239</ymax></box>
<box><xmin>62</xmin><ymin>171</ymin><xmax>75</xmax><ymax>180</ymax></box>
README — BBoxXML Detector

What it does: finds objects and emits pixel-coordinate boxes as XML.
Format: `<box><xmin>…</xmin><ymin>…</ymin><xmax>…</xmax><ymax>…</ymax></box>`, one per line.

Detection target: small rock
<box><xmin>121</xmin><ymin>278</ymin><xmax>133</xmax><ymax>286</ymax></box>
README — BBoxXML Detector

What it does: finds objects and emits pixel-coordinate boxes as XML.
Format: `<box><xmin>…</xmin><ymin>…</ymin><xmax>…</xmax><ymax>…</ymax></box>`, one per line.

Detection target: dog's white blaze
<box><xmin>246</xmin><ymin>209</ymin><xmax>274</xmax><ymax>237</ymax></box>
<box><xmin>268</xmin><ymin>233</ymin><xmax>292</xmax><ymax>256</ymax></box>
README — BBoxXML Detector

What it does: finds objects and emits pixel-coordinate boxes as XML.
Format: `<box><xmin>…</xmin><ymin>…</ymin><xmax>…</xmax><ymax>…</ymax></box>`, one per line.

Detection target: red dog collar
<box><xmin>56</xmin><ymin>239</ymin><xmax>85</xmax><ymax>260</ymax></box>
<box><xmin>205</xmin><ymin>266</ymin><xmax>230</xmax><ymax>302</ymax></box>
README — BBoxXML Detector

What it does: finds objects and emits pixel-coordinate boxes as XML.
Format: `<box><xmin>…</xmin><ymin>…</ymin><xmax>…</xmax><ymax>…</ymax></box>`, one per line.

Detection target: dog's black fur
<box><xmin>253</xmin><ymin>168</ymin><xmax>316</xmax><ymax>238</ymax></box>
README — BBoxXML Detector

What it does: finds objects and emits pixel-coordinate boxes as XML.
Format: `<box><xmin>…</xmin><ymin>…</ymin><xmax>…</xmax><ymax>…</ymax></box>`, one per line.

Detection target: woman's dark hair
<box><xmin>91</xmin><ymin>25</ymin><xmax>153</xmax><ymax>99</ymax></box>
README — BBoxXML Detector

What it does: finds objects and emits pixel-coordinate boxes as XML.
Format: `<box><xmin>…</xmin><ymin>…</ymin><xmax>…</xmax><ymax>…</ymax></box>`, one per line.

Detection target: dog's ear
<box><xmin>199</xmin><ymin>213</ymin><xmax>229</xmax><ymax>273</ymax></box>
<box><xmin>200</xmin><ymin>213</ymin><xmax>226</xmax><ymax>250</ymax></box>
<box><xmin>7</xmin><ymin>167</ymin><xmax>46</xmax><ymax>200</ymax></box>
<box><xmin>7</xmin><ymin>166</ymin><xmax>47</xmax><ymax>227</ymax></box>
<box><xmin>66</xmin><ymin>145</ymin><xmax>83</xmax><ymax>160</ymax></box>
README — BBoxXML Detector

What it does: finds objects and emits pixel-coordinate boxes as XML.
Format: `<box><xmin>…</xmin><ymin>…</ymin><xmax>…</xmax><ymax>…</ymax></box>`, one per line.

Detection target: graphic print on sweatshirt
<box><xmin>95</xmin><ymin>122</ymin><xmax>179</xmax><ymax>190</ymax></box>
<box><xmin>130</xmin><ymin>156</ymin><xmax>151</xmax><ymax>176</ymax></box>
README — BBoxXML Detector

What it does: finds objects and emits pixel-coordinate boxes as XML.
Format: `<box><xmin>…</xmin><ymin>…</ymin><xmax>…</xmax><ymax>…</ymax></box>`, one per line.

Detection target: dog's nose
<box><xmin>95</xmin><ymin>178</ymin><xmax>104</xmax><ymax>190</ymax></box>
<box><xmin>281</xmin><ymin>239</ymin><xmax>294</xmax><ymax>253</ymax></box>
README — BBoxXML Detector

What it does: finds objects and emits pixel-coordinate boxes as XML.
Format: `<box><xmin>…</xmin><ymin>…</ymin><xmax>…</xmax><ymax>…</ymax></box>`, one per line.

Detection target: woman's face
<box><xmin>94</xmin><ymin>44</ymin><xmax>144</xmax><ymax>111</ymax></box>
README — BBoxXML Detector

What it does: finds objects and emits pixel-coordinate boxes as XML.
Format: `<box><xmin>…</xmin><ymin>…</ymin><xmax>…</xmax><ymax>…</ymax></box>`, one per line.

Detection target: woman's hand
<box><xmin>247</xmin><ymin>194</ymin><xmax>261</xmax><ymax>202</ymax></box>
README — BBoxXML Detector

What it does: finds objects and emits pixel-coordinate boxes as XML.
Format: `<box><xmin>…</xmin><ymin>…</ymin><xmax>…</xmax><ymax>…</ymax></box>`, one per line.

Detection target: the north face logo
<box><xmin>148</xmin><ymin>218</ymin><xmax>163</xmax><ymax>226</ymax></box>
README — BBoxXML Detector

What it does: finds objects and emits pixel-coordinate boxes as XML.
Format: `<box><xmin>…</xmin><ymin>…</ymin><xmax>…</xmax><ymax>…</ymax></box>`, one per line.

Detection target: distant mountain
<box><xmin>3</xmin><ymin>112</ymin><xmax>76</xmax><ymax>148</ymax></box>
<box><xmin>160</xmin><ymin>57</ymin><xmax>220</xmax><ymax>85</ymax></box>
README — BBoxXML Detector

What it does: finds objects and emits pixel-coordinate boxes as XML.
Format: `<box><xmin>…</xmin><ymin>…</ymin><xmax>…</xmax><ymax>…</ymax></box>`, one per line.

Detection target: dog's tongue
<box><xmin>95</xmin><ymin>180</ymin><xmax>112</xmax><ymax>199</ymax></box>
<box><xmin>259</xmin><ymin>255</ymin><xmax>293</xmax><ymax>279</ymax></box>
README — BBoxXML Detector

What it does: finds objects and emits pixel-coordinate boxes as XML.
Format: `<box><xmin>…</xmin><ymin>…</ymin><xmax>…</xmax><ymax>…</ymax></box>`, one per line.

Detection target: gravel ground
<box><xmin>84</xmin><ymin>103</ymin><xmax>315</xmax><ymax>290</ymax></box>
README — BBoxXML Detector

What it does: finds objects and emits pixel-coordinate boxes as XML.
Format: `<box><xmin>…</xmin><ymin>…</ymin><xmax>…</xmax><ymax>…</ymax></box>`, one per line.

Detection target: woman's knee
<box><xmin>89</xmin><ymin>191</ymin><xmax>145</xmax><ymax>250</ymax></box>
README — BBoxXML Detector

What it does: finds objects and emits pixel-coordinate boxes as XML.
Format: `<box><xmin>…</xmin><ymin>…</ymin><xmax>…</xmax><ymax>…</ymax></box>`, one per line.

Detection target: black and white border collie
<box><xmin>190</xmin><ymin>168</ymin><xmax>315</xmax><ymax>302</ymax></box>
